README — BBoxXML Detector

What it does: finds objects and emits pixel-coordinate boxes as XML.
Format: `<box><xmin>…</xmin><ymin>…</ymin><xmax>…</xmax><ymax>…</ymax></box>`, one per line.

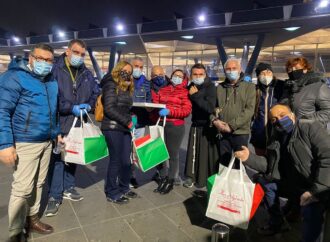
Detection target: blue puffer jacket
<box><xmin>52</xmin><ymin>54</ymin><xmax>100</xmax><ymax>135</ymax></box>
<box><xmin>132</xmin><ymin>75</ymin><xmax>152</xmax><ymax>128</ymax></box>
<box><xmin>0</xmin><ymin>58</ymin><xmax>59</xmax><ymax>150</ymax></box>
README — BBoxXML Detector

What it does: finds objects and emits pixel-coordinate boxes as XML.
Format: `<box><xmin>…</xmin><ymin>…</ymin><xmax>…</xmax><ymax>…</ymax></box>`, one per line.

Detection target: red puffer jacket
<box><xmin>151</xmin><ymin>78</ymin><xmax>192</xmax><ymax>125</ymax></box>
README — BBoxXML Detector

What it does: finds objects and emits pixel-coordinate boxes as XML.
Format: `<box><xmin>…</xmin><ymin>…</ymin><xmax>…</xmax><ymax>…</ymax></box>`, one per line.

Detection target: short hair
<box><xmin>171</xmin><ymin>69</ymin><xmax>184</xmax><ymax>79</ymax></box>
<box><xmin>285</xmin><ymin>57</ymin><xmax>312</xmax><ymax>72</ymax></box>
<box><xmin>224</xmin><ymin>58</ymin><xmax>241</xmax><ymax>69</ymax></box>
<box><xmin>68</xmin><ymin>39</ymin><xmax>87</xmax><ymax>49</ymax></box>
<box><xmin>131</xmin><ymin>57</ymin><xmax>144</xmax><ymax>63</ymax></box>
<box><xmin>190</xmin><ymin>63</ymin><xmax>206</xmax><ymax>74</ymax></box>
<box><xmin>151</xmin><ymin>66</ymin><xmax>164</xmax><ymax>77</ymax></box>
<box><xmin>270</xmin><ymin>103</ymin><xmax>292</xmax><ymax>113</ymax></box>
<box><xmin>32</xmin><ymin>43</ymin><xmax>54</xmax><ymax>55</ymax></box>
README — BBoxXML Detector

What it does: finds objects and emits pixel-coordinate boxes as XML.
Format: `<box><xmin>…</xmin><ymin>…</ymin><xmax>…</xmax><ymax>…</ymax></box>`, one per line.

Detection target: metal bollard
<box><xmin>211</xmin><ymin>223</ymin><xmax>230</xmax><ymax>242</ymax></box>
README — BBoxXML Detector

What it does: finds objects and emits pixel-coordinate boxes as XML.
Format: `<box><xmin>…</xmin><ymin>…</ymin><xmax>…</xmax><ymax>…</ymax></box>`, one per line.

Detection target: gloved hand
<box><xmin>128</xmin><ymin>115</ymin><xmax>138</xmax><ymax>131</ymax></box>
<box><xmin>79</xmin><ymin>103</ymin><xmax>91</xmax><ymax>112</ymax></box>
<box><xmin>72</xmin><ymin>105</ymin><xmax>81</xmax><ymax>117</ymax></box>
<box><xmin>159</xmin><ymin>108</ymin><xmax>170</xmax><ymax>117</ymax></box>
<box><xmin>131</xmin><ymin>115</ymin><xmax>138</xmax><ymax>127</ymax></box>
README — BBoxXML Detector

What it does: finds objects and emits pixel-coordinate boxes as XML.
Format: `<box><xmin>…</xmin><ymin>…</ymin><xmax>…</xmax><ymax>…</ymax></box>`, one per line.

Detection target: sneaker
<box><xmin>107</xmin><ymin>196</ymin><xmax>129</xmax><ymax>204</ymax></box>
<box><xmin>45</xmin><ymin>198</ymin><xmax>61</xmax><ymax>217</ymax></box>
<box><xmin>123</xmin><ymin>190</ymin><xmax>138</xmax><ymax>199</ymax></box>
<box><xmin>63</xmin><ymin>187</ymin><xmax>84</xmax><ymax>201</ymax></box>
<box><xmin>183</xmin><ymin>178</ymin><xmax>194</xmax><ymax>188</ymax></box>
<box><xmin>130</xmin><ymin>177</ymin><xmax>139</xmax><ymax>189</ymax></box>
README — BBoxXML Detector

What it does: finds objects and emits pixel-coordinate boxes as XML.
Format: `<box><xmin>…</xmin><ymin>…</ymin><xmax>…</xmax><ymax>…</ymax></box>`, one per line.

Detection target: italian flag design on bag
<box><xmin>206</xmin><ymin>156</ymin><xmax>264</xmax><ymax>230</ymax></box>
<box><xmin>62</xmin><ymin>110</ymin><xmax>109</xmax><ymax>165</ymax></box>
<box><xmin>132</xmin><ymin>118</ymin><xmax>169</xmax><ymax>172</ymax></box>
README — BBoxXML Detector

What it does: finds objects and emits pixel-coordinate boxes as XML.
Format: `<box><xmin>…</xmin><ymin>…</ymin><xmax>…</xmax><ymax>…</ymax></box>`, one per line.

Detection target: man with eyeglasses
<box><xmin>0</xmin><ymin>43</ymin><xmax>60</xmax><ymax>241</ymax></box>
<box><xmin>45</xmin><ymin>39</ymin><xmax>99</xmax><ymax>217</ymax></box>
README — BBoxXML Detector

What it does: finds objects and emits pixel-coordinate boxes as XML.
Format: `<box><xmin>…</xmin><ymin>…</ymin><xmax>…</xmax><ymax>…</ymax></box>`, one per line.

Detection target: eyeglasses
<box><xmin>31</xmin><ymin>54</ymin><xmax>54</xmax><ymax>64</ymax></box>
<box><xmin>70</xmin><ymin>49</ymin><xmax>86</xmax><ymax>57</ymax></box>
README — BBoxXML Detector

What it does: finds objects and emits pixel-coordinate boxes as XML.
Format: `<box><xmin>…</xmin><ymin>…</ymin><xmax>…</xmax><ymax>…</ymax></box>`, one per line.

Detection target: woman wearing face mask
<box><xmin>151</xmin><ymin>68</ymin><xmax>192</xmax><ymax>194</ymax></box>
<box><xmin>183</xmin><ymin>63</ymin><xmax>219</xmax><ymax>189</ymax></box>
<box><xmin>250</xmin><ymin>63</ymin><xmax>284</xmax><ymax>156</ymax></box>
<box><xmin>101</xmin><ymin>61</ymin><xmax>138</xmax><ymax>204</ymax></box>
<box><xmin>282</xmin><ymin>57</ymin><xmax>330</xmax><ymax>126</ymax></box>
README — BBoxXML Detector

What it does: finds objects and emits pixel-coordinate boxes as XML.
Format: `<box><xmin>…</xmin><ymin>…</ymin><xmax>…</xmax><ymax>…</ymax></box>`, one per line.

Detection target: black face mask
<box><xmin>288</xmin><ymin>69</ymin><xmax>304</xmax><ymax>80</ymax></box>
<box><xmin>119</xmin><ymin>71</ymin><xmax>131</xmax><ymax>81</ymax></box>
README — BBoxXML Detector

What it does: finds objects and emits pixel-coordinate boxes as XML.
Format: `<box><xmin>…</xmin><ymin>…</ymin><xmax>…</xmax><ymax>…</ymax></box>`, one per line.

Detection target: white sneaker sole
<box><xmin>63</xmin><ymin>196</ymin><xmax>84</xmax><ymax>202</ymax></box>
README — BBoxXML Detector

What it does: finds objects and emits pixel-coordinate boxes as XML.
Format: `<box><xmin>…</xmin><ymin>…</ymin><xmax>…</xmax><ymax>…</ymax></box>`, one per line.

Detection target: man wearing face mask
<box><xmin>212</xmin><ymin>58</ymin><xmax>256</xmax><ymax>167</ymax></box>
<box><xmin>183</xmin><ymin>63</ymin><xmax>219</xmax><ymax>188</ymax></box>
<box><xmin>45</xmin><ymin>39</ymin><xmax>100</xmax><ymax>217</ymax></box>
<box><xmin>250</xmin><ymin>63</ymin><xmax>284</xmax><ymax>156</ymax></box>
<box><xmin>130</xmin><ymin>57</ymin><xmax>151</xmax><ymax>188</ymax></box>
<box><xmin>282</xmin><ymin>57</ymin><xmax>330</xmax><ymax>126</ymax></box>
<box><xmin>235</xmin><ymin>104</ymin><xmax>330</xmax><ymax>241</ymax></box>
<box><xmin>0</xmin><ymin>44</ymin><xmax>60</xmax><ymax>241</ymax></box>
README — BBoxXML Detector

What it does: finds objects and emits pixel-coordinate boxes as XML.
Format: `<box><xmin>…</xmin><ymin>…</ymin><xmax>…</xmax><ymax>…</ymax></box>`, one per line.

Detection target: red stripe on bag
<box><xmin>218</xmin><ymin>205</ymin><xmax>240</xmax><ymax>214</ymax></box>
<box><xmin>134</xmin><ymin>134</ymin><xmax>151</xmax><ymax>147</ymax></box>
<box><xmin>249</xmin><ymin>183</ymin><xmax>265</xmax><ymax>219</ymax></box>
<box><xmin>65</xmin><ymin>150</ymin><xmax>79</xmax><ymax>154</ymax></box>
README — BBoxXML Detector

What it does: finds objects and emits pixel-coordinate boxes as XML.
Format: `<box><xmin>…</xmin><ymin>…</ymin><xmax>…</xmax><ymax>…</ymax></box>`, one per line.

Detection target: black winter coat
<box><xmin>188</xmin><ymin>78</ymin><xmax>217</xmax><ymax>126</ymax></box>
<box><xmin>281</xmin><ymin>72</ymin><xmax>330</xmax><ymax>126</ymax></box>
<box><xmin>246</xmin><ymin>120</ymin><xmax>330</xmax><ymax>201</ymax></box>
<box><xmin>100</xmin><ymin>75</ymin><xmax>133</xmax><ymax>132</ymax></box>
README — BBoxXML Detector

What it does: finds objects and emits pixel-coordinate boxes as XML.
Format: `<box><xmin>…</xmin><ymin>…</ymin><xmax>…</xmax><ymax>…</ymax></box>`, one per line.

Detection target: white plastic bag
<box><xmin>206</xmin><ymin>156</ymin><xmax>255</xmax><ymax>230</ymax></box>
<box><xmin>146</xmin><ymin>117</ymin><xmax>166</xmax><ymax>140</ymax></box>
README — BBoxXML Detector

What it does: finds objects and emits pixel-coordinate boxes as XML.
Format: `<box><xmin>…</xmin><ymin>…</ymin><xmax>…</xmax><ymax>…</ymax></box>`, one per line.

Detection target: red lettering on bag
<box><xmin>218</xmin><ymin>205</ymin><xmax>240</xmax><ymax>214</ymax></box>
<box><xmin>65</xmin><ymin>150</ymin><xmax>79</xmax><ymax>154</ymax></box>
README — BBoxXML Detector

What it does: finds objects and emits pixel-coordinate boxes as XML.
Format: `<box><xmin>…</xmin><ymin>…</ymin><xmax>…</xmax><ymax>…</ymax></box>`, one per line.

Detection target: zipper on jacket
<box><xmin>24</xmin><ymin>111</ymin><xmax>32</xmax><ymax>132</ymax></box>
<box><xmin>43</xmin><ymin>83</ymin><xmax>52</xmax><ymax>139</ymax></box>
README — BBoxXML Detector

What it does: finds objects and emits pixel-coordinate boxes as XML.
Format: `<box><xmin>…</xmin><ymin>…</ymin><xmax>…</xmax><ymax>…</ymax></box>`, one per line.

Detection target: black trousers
<box><xmin>218</xmin><ymin>133</ymin><xmax>249</xmax><ymax>167</ymax></box>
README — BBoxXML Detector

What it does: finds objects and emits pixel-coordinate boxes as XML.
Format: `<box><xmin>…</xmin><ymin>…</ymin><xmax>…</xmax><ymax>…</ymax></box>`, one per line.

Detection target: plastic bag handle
<box><xmin>156</xmin><ymin>116</ymin><xmax>166</xmax><ymax>127</ymax></box>
<box><xmin>223</xmin><ymin>156</ymin><xmax>244</xmax><ymax>183</ymax></box>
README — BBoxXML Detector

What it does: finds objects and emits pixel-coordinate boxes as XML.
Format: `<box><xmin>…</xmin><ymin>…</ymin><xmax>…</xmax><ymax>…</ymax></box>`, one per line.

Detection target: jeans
<box><xmin>48</xmin><ymin>154</ymin><xmax>77</xmax><ymax>201</ymax></box>
<box><xmin>103</xmin><ymin>130</ymin><xmax>132</xmax><ymax>200</ymax></box>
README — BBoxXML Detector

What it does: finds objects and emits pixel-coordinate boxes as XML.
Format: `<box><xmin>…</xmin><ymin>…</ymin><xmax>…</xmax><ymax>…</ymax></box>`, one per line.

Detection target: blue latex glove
<box><xmin>131</xmin><ymin>115</ymin><xmax>138</xmax><ymax>127</ymax></box>
<box><xmin>72</xmin><ymin>105</ymin><xmax>81</xmax><ymax>117</ymax></box>
<box><xmin>159</xmin><ymin>108</ymin><xmax>170</xmax><ymax>117</ymax></box>
<box><xmin>79</xmin><ymin>103</ymin><xmax>91</xmax><ymax>112</ymax></box>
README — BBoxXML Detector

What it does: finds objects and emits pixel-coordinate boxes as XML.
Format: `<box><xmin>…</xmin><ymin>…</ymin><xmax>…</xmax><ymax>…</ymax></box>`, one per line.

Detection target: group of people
<box><xmin>0</xmin><ymin>38</ymin><xmax>329</xmax><ymax>242</ymax></box>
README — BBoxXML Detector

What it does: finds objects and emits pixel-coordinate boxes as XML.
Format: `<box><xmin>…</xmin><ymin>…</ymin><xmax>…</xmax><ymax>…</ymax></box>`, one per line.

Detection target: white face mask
<box><xmin>259</xmin><ymin>75</ymin><xmax>273</xmax><ymax>86</ymax></box>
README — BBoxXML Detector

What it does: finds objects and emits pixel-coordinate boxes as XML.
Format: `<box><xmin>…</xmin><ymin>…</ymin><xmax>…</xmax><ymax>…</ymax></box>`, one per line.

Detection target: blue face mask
<box><xmin>171</xmin><ymin>76</ymin><xmax>183</xmax><ymax>86</ymax></box>
<box><xmin>33</xmin><ymin>60</ymin><xmax>53</xmax><ymax>77</ymax></box>
<box><xmin>274</xmin><ymin>115</ymin><xmax>294</xmax><ymax>134</ymax></box>
<box><xmin>226</xmin><ymin>71</ymin><xmax>239</xmax><ymax>82</ymax></box>
<box><xmin>70</xmin><ymin>54</ymin><xmax>84</xmax><ymax>67</ymax></box>
<box><xmin>192</xmin><ymin>77</ymin><xmax>204</xmax><ymax>85</ymax></box>
<box><xmin>153</xmin><ymin>76</ymin><xmax>165</xmax><ymax>87</ymax></box>
<box><xmin>132</xmin><ymin>68</ymin><xmax>142</xmax><ymax>79</ymax></box>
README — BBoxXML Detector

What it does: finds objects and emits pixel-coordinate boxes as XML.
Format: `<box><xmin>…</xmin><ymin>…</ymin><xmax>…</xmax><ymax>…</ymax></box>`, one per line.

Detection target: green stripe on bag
<box><xmin>84</xmin><ymin>135</ymin><xmax>109</xmax><ymax>164</ymax></box>
<box><xmin>207</xmin><ymin>174</ymin><xmax>216</xmax><ymax>198</ymax></box>
<box><xmin>136</xmin><ymin>137</ymin><xmax>169</xmax><ymax>172</ymax></box>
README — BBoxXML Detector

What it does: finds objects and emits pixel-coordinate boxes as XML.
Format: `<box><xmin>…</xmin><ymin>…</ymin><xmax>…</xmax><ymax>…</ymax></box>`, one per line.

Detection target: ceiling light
<box><xmin>198</xmin><ymin>14</ymin><xmax>206</xmax><ymax>22</ymax></box>
<box><xmin>128</xmin><ymin>52</ymin><xmax>135</xmax><ymax>55</ymax></box>
<box><xmin>116</xmin><ymin>23</ymin><xmax>124</xmax><ymax>31</ymax></box>
<box><xmin>61</xmin><ymin>46</ymin><xmax>68</xmax><ymax>49</ymax></box>
<box><xmin>181</xmin><ymin>35</ymin><xmax>194</xmax><ymax>40</ymax></box>
<box><xmin>249</xmin><ymin>45</ymin><xmax>255</xmax><ymax>49</ymax></box>
<box><xmin>284</xmin><ymin>27</ymin><xmax>300</xmax><ymax>31</ymax></box>
<box><xmin>115</xmin><ymin>41</ymin><xmax>127</xmax><ymax>45</ymax></box>
<box><xmin>58</xmin><ymin>31</ymin><xmax>65</xmax><ymax>38</ymax></box>
<box><xmin>318</xmin><ymin>0</ymin><xmax>329</xmax><ymax>8</ymax></box>
<box><xmin>290</xmin><ymin>51</ymin><xmax>302</xmax><ymax>55</ymax></box>
<box><xmin>13</xmin><ymin>36</ymin><xmax>20</xmax><ymax>43</ymax></box>
<box><xmin>23</xmin><ymin>49</ymin><xmax>31</xmax><ymax>52</ymax></box>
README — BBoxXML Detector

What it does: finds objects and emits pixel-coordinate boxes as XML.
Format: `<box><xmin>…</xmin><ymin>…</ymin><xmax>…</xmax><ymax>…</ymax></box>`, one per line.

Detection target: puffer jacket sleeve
<box><xmin>102</xmin><ymin>81</ymin><xmax>131</xmax><ymax>127</ymax></box>
<box><xmin>0</xmin><ymin>72</ymin><xmax>22</xmax><ymax>150</ymax></box>
<box><xmin>306</xmin><ymin>83</ymin><xmax>330</xmax><ymax>124</ymax></box>
<box><xmin>228</xmin><ymin>83</ymin><xmax>256</xmax><ymax>131</ymax></box>
<box><xmin>168</xmin><ymin>87</ymin><xmax>192</xmax><ymax>119</ymax></box>
<box><xmin>307</xmin><ymin>121</ymin><xmax>330</xmax><ymax>196</ymax></box>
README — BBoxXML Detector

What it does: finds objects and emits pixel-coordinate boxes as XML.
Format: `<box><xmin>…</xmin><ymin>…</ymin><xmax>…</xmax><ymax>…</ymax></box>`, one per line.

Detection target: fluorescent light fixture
<box><xmin>128</xmin><ymin>52</ymin><xmax>135</xmax><ymax>55</ymax></box>
<box><xmin>115</xmin><ymin>41</ymin><xmax>127</xmax><ymax>45</ymax></box>
<box><xmin>13</xmin><ymin>36</ymin><xmax>20</xmax><ymax>43</ymax></box>
<box><xmin>284</xmin><ymin>27</ymin><xmax>300</xmax><ymax>31</ymax></box>
<box><xmin>290</xmin><ymin>51</ymin><xmax>302</xmax><ymax>55</ymax></box>
<box><xmin>58</xmin><ymin>31</ymin><xmax>65</xmax><ymax>38</ymax></box>
<box><xmin>116</xmin><ymin>23</ymin><xmax>124</xmax><ymax>31</ymax></box>
<box><xmin>249</xmin><ymin>45</ymin><xmax>255</xmax><ymax>49</ymax></box>
<box><xmin>23</xmin><ymin>49</ymin><xmax>31</xmax><ymax>52</ymax></box>
<box><xmin>61</xmin><ymin>46</ymin><xmax>68</xmax><ymax>49</ymax></box>
<box><xmin>198</xmin><ymin>14</ymin><xmax>206</xmax><ymax>22</ymax></box>
<box><xmin>228</xmin><ymin>54</ymin><xmax>236</xmax><ymax>57</ymax></box>
<box><xmin>181</xmin><ymin>35</ymin><xmax>194</xmax><ymax>40</ymax></box>
<box><xmin>318</xmin><ymin>0</ymin><xmax>329</xmax><ymax>8</ymax></box>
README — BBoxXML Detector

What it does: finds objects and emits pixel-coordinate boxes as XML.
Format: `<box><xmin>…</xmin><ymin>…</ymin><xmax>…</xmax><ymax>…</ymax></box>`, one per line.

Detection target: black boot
<box><xmin>153</xmin><ymin>177</ymin><xmax>168</xmax><ymax>193</ymax></box>
<box><xmin>160</xmin><ymin>179</ymin><xmax>174</xmax><ymax>194</ymax></box>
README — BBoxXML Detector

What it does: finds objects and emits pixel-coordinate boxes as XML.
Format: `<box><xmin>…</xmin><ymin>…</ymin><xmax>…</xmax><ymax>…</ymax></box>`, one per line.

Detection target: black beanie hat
<box><xmin>255</xmin><ymin>63</ymin><xmax>273</xmax><ymax>76</ymax></box>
